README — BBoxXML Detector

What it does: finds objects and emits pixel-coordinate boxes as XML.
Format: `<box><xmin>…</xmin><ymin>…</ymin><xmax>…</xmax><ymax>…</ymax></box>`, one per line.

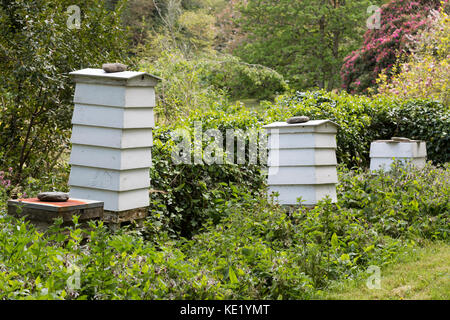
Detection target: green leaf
<box><xmin>331</xmin><ymin>233</ymin><xmax>339</xmax><ymax>248</ymax></box>
<box><xmin>229</xmin><ymin>267</ymin><xmax>238</xmax><ymax>284</ymax></box>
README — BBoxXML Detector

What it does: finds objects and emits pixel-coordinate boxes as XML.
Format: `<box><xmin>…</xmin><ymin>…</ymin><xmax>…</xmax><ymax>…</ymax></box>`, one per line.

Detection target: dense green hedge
<box><xmin>149</xmin><ymin>104</ymin><xmax>266</xmax><ymax>237</ymax></box>
<box><xmin>0</xmin><ymin>163</ymin><xmax>448</xmax><ymax>299</ymax></box>
<box><xmin>265</xmin><ymin>91</ymin><xmax>449</xmax><ymax>167</ymax></box>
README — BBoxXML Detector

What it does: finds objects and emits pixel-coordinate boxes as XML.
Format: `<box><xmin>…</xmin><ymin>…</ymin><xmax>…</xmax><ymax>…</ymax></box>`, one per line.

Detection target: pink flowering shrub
<box><xmin>0</xmin><ymin>168</ymin><xmax>13</xmax><ymax>202</ymax></box>
<box><xmin>341</xmin><ymin>0</ymin><xmax>444</xmax><ymax>94</ymax></box>
<box><xmin>377</xmin><ymin>9</ymin><xmax>450</xmax><ymax>106</ymax></box>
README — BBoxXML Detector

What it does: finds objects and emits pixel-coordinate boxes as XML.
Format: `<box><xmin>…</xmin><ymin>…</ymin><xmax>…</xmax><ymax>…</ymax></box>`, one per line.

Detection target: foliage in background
<box><xmin>234</xmin><ymin>0</ymin><xmax>378</xmax><ymax>90</ymax></box>
<box><xmin>214</xmin><ymin>0</ymin><xmax>243</xmax><ymax>52</ymax></box>
<box><xmin>197</xmin><ymin>53</ymin><xmax>287</xmax><ymax>101</ymax></box>
<box><xmin>377</xmin><ymin>9</ymin><xmax>450</xmax><ymax>106</ymax></box>
<box><xmin>139</xmin><ymin>50</ymin><xmax>228</xmax><ymax>122</ymax></box>
<box><xmin>264</xmin><ymin>91</ymin><xmax>449</xmax><ymax>167</ymax></box>
<box><xmin>341</xmin><ymin>0</ymin><xmax>443</xmax><ymax>94</ymax></box>
<box><xmin>120</xmin><ymin>0</ymin><xmax>156</xmax><ymax>47</ymax></box>
<box><xmin>136</xmin><ymin>0</ymin><xmax>223</xmax><ymax>58</ymax></box>
<box><xmin>139</xmin><ymin>50</ymin><xmax>286</xmax><ymax>121</ymax></box>
<box><xmin>0</xmin><ymin>162</ymin><xmax>448</xmax><ymax>299</ymax></box>
<box><xmin>0</xmin><ymin>0</ymin><xmax>130</xmax><ymax>184</ymax></box>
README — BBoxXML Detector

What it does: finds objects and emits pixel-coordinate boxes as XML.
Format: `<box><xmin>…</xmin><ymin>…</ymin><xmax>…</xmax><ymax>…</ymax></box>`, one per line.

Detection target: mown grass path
<box><xmin>324</xmin><ymin>242</ymin><xmax>450</xmax><ymax>300</ymax></box>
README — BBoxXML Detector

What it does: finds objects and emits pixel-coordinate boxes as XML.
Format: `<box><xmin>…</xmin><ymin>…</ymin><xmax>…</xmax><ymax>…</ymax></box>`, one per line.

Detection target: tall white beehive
<box><xmin>68</xmin><ymin>68</ymin><xmax>160</xmax><ymax>212</ymax></box>
<box><xmin>370</xmin><ymin>138</ymin><xmax>427</xmax><ymax>171</ymax></box>
<box><xmin>263</xmin><ymin>120</ymin><xmax>339</xmax><ymax>206</ymax></box>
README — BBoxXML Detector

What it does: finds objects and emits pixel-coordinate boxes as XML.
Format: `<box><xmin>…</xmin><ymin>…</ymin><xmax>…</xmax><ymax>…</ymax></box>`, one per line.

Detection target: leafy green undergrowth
<box><xmin>0</xmin><ymin>163</ymin><xmax>448</xmax><ymax>299</ymax></box>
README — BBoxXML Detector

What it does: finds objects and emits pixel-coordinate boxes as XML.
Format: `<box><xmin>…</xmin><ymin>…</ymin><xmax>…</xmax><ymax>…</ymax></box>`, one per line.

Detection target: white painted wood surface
<box><xmin>267</xmin><ymin>166</ymin><xmax>338</xmax><ymax>185</ymax></box>
<box><xmin>69</xmin><ymin>187</ymin><xmax>149</xmax><ymax>212</ymax></box>
<box><xmin>264</xmin><ymin>120</ymin><xmax>338</xmax><ymax>134</ymax></box>
<box><xmin>69</xmin><ymin>145</ymin><xmax>152</xmax><ymax>170</ymax></box>
<box><xmin>74</xmin><ymin>83</ymin><xmax>155</xmax><ymax>108</ymax></box>
<box><xmin>370</xmin><ymin>157</ymin><xmax>426</xmax><ymax>171</ymax></box>
<box><xmin>263</xmin><ymin>120</ymin><xmax>338</xmax><ymax>205</ymax></box>
<box><xmin>69</xmin><ymin>68</ymin><xmax>159</xmax><ymax>212</ymax></box>
<box><xmin>70</xmin><ymin>68</ymin><xmax>161</xmax><ymax>87</ymax></box>
<box><xmin>268</xmin><ymin>148</ymin><xmax>337</xmax><ymax>166</ymax></box>
<box><xmin>268</xmin><ymin>132</ymin><xmax>337</xmax><ymax>149</ymax></box>
<box><xmin>69</xmin><ymin>166</ymin><xmax>150</xmax><ymax>192</ymax></box>
<box><xmin>71</xmin><ymin>125</ymin><xmax>153</xmax><ymax>149</ymax></box>
<box><xmin>369</xmin><ymin>140</ymin><xmax>427</xmax><ymax>171</ymax></box>
<box><xmin>72</xmin><ymin>104</ymin><xmax>155</xmax><ymax>129</ymax></box>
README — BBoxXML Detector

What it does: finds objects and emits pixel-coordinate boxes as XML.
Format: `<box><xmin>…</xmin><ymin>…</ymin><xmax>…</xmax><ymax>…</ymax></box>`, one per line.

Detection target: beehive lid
<box><xmin>263</xmin><ymin>120</ymin><xmax>338</xmax><ymax>133</ymax></box>
<box><xmin>373</xmin><ymin>137</ymin><xmax>424</xmax><ymax>143</ymax></box>
<box><xmin>7</xmin><ymin>198</ymin><xmax>104</xmax><ymax>213</ymax></box>
<box><xmin>70</xmin><ymin>68</ymin><xmax>162</xmax><ymax>87</ymax></box>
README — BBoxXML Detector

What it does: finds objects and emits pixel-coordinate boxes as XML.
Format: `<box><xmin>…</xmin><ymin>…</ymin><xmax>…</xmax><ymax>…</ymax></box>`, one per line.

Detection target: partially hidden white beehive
<box><xmin>263</xmin><ymin>120</ymin><xmax>339</xmax><ymax>206</ymax></box>
<box><xmin>68</xmin><ymin>68</ymin><xmax>161</xmax><ymax>212</ymax></box>
<box><xmin>369</xmin><ymin>138</ymin><xmax>427</xmax><ymax>171</ymax></box>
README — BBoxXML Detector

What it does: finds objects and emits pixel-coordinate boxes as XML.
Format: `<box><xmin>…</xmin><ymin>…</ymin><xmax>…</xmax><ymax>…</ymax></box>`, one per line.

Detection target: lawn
<box><xmin>324</xmin><ymin>241</ymin><xmax>450</xmax><ymax>300</ymax></box>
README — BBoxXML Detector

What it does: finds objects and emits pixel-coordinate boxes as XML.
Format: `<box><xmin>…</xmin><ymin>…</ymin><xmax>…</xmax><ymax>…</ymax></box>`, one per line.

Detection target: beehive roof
<box><xmin>70</xmin><ymin>68</ymin><xmax>162</xmax><ymax>87</ymax></box>
<box><xmin>263</xmin><ymin>120</ymin><xmax>338</xmax><ymax>129</ymax></box>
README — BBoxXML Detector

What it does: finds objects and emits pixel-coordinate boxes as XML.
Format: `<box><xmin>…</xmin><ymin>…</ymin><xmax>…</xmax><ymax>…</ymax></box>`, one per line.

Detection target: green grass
<box><xmin>323</xmin><ymin>241</ymin><xmax>450</xmax><ymax>300</ymax></box>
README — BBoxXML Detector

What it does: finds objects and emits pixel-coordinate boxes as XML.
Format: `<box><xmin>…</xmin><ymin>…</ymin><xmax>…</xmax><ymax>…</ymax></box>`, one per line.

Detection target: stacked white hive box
<box><xmin>68</xmin><ymin>68</ymin><xmax>161</xmax><ymax>214</ymax></box>
<box><xmin>263</xmin><ymin>120</ymin><xmax>339</xmax><ymax>206</ymax></box>
<box><xmin>370</xmin><ymin>138</ymin><xmax>427</xmax><ymax>171</ymax></box>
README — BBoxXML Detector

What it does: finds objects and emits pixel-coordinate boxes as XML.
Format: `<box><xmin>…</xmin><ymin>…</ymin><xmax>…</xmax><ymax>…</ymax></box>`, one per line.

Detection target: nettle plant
<box><xmin>341</xmin><ymin>0</ymin><xmax>444</xmax><ymax>94</ymax></box>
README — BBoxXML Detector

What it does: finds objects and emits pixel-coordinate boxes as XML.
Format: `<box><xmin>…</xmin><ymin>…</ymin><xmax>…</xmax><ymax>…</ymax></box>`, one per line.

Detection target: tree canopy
<box><xmin>234</xmin><ymin>0</ymin><xmax>379</xmax><ymax>90</ymax></box>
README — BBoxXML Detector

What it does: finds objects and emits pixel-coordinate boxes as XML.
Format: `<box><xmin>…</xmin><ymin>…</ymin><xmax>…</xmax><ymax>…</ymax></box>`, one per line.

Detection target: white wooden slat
<box><xmin>268</xmin><ymin>148</ymin><xmax>337</xmax><ymax>166</ymax></box>
<box><xmin>72</xmin><ymin>104</ymin><xmax>155</xmax><ymax>129</ymax></box>
<box><xmin>268</xmin><ymin>132</ymin><xmax>337</xmax><ymax>149</ymax></box>
<box><xmin>370</xmin><ymin>141</ymin><xmax>427</xmax><ymax>158</ymax></box>
<box><xmin>69</xmin><ymin>166</ymin><xmax>150</xmax><ymax>192</ymax></box>
<box><xmin>268</xmin><ymin>166</ymin><xmax>338</xmax><ymax>185</ymax></box>
<box><xmin>69</xmin><ymin>187</ymin><xmax>149</xmax><ymax>212</ymax></box>
<box><xmin>71</xmin><ymin>125</ymin><xmax>153</xmax><ymax>149</ymax></box>
<box><xmin>369</xmin><ymin>157</ymin><xmax>427</xmax><ymax>171</ymax></box>
<box><xmin>74</xmin><ymin>83</ymin><xmax>155</xmax><ymax>107</ymax></box>
<box><xmin>69</xmin><ymin>144</ymin><xmax>152</xmax><ymax>170</ymax></box>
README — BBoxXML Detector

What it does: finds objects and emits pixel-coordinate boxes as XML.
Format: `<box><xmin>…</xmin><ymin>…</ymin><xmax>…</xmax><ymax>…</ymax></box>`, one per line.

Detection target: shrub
<box><xmin>264</xmin><ymin>90</ymin><xmax>449</xmax><ymax>167</ymax></box>
<box><xmin>149</xmin><ymin>104</ymin><xmax>266</xmax><ymax>237</ymax></box>
<box><xmin>199</xmin><ymin>53</ymin><xmax>288</xmax><ymax>101</ymax></box>
<box><xmin>341</xmin><ymin>0</ymin><xmax>443</xmax><ymax>94</ymax></box>
<box><xmin>377</xmin><ymin>9</ymin><xmax>450</xmax><ymax>106</ymax></box>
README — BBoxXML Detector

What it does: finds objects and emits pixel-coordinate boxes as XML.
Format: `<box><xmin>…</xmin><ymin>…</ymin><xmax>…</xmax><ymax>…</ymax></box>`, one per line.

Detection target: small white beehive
<box><xmin>263</xmin><ymin>120</ymin><xmax>339</xmax><ymax>206</ymax></box>
<box><xmin>369</xmin><ymin>137</ymin><xmax>427</xmax><ymax>171</ymax></box>
<box><xmin>68</xmin><ymin>68</ymin><xmax>161</xmax><ymax>215</ymax></box>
